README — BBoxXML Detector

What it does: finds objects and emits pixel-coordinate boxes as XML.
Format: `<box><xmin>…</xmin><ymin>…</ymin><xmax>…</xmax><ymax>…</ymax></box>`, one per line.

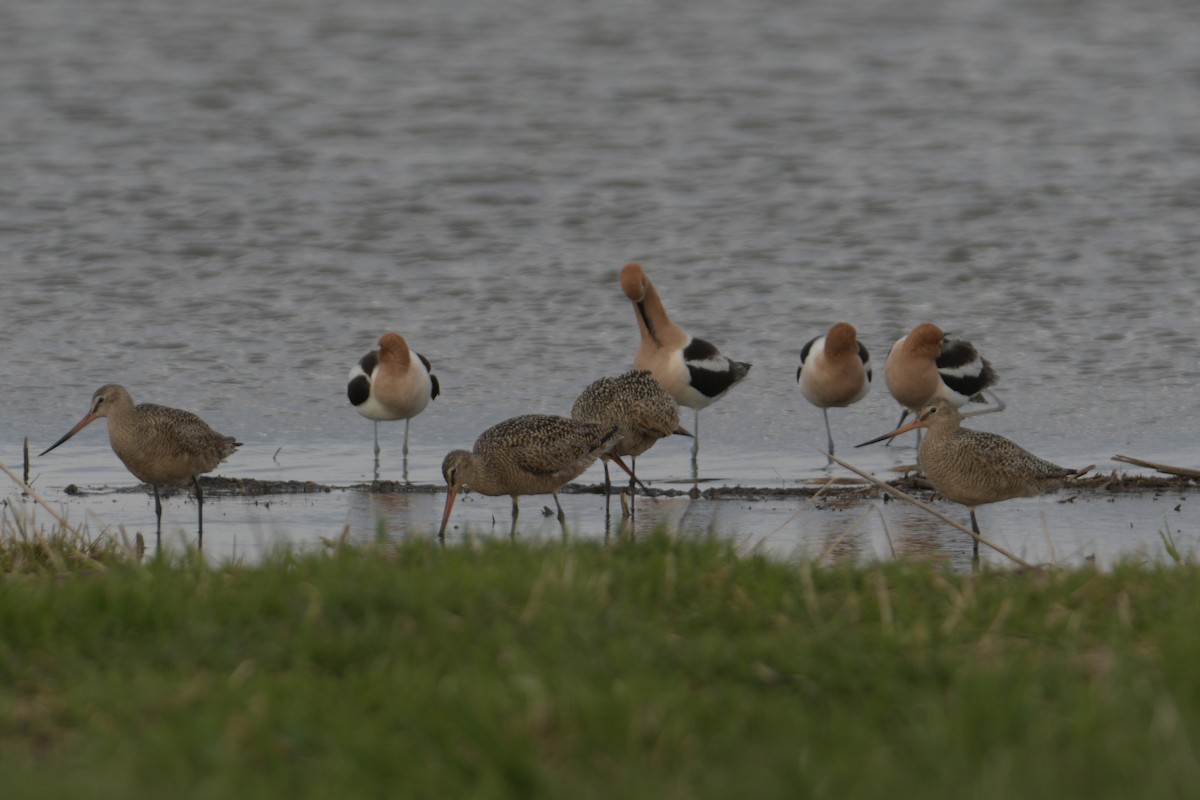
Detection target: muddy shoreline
<box><xmin>54</xmin><ymin>471</ymin><xmax>1195</xmax><ymax>504</ymax></box>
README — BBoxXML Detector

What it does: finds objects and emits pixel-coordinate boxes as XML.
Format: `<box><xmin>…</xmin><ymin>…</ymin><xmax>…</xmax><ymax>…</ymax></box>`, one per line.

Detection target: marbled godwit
<box><xmin>883</xmin><ymin>322</ymin><xmax>1003</xmax><ymax>444</ymax></box>
<box><xmin>40</xmin><ymin>384</ymin><xmax>241</xmax><ymax>548</ymax></box>
<box><xmin>797</xmin><ymin>322</ymin><xmax>871</xmax><ymax>459</ymax></box>
<box><xmin>857</xmin><ymin>397</ymin><xmax>1080</xmax><ymax>559</ymax></box>
<box><xmin>619</xmin><ymin>262</ymin><xmax>750</xmax><ymax>480</ymax></box>
<box><xmin>571</xmin><ymin>369</ymin><xmax>692</xmax><ymax>514</ymax></box>
<box><xmin>438</xmin><ymin>414</ymin><xmax>618</xmax><ymax>538</ymax></box>
<box><xmin>347</xmin><ymin>332</ymin><xmax>440</xmax><ymax>481</ymax></box>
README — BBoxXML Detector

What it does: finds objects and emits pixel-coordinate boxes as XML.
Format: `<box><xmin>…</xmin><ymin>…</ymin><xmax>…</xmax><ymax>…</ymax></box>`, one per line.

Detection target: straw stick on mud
<box><xmin>1112</xmin><ymin>454</ymin><xmax>1200</xmax><ymax>481</ymax></box>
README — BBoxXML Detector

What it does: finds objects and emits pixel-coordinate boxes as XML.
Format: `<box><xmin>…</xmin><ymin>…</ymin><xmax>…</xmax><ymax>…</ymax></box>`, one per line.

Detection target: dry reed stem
<box><xmin>0</xmin><ymin>459</ymin><xmax>83</xmax><ymax>537</ymax></box>
<box><xmin>872</xmin><ymin>570</ymin><xmax>894</xmax><ymax>635</ymax></box>
<box><xmin>815</xmin><ymin>504</ymin><xmax>876</xmax><ymax>565</ymax></box>
<box><xmin>798</xmin><ymin>560</ymin><xmax>821</xmax><ymax>625</ymax></box>
<box><xmin>1112</xmin><ymin>454</ymin><xmax>1200</xmax><ymax>481</ymax></box>
<box><xmin>1040</xmin><ymin>511</ymin><xmax>1057</xmax><ymax>565</ymax></box>
<box><xmin>873</xmin><ymin>506</ymin><xmax>898</xmax><ymax>559</ymax></box>
<box><xmin>742</xmin><ymin>477</ymin><xmax>838</xmax><ymax>556</ymax></box>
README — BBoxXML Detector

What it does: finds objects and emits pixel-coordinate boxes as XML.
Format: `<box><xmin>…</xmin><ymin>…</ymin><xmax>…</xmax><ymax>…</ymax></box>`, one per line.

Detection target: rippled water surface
<box><xmin>3</xmin><ymin>0</ymin><xmax>1199</xmax><ymax>563</ymax></box>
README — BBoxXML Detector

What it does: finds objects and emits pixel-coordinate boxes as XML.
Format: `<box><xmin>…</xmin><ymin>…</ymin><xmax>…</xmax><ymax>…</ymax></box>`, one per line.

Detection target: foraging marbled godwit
<box><xmin>619</xmin><ymin>262</ymin><xmax>751</xmax><ymax>479</ymax></box>
<box><xmin>857</xmin><ymin>397</ymin><xmax>1080</xmax><ymax>559</ymax></box>
<box><xmin>438</xmin><ymin>414</ymin><xmax>618</xmax><ymax>538</ymax></box>
<box><xmin>883</xmin><ymin>322</ymin><xmax>1003</xmax><ymax>444</ymax></box>
<box><xmin>40</xmin><ymin>384</ymin><xmax>241</xmax><ymax>548</ymax></box>
<box><xmin>797</xmin><ymin>322</ymin><xmax>871</xmax><ymax>459</ymax></box>
<box><xmin>571</xmin><ymin>369</ymin><xmax>692</xmax><ymax>513</ymax></box>
<box><xmin>347</xmin><ymin>332</ymin><xmax>440</xmax><ymax>481</ymax></box>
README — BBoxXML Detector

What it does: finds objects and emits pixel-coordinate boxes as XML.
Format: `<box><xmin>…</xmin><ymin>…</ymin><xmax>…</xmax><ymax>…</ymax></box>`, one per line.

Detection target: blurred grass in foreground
<box><xmin>1</xmin><ymin>511</ymin><xmax>1199</xmax><ymax>799</ymax></box>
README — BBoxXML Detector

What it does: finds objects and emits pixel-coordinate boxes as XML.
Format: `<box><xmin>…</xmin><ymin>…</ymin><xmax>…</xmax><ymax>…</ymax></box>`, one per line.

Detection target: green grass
<box><xmin>2</xmin><ymin>521</ymin><xmax>1200</xmax><ymax>798</ymax></box>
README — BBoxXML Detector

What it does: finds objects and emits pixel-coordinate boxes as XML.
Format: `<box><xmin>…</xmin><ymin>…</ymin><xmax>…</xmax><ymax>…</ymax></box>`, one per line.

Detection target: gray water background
<box><xmin>3</xmin><ymin>0</ymin><xmax>1199</xmax><ymax>563</ymax></box>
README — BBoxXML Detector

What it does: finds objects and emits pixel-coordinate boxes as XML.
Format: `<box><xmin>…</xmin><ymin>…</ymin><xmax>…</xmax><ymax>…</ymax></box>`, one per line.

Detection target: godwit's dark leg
<box><xmin>602</xmin><ymin>458</ymin><xmax>615</xmax><ymax>520</ymax></box>
<box><xmin>552</xmin><ymin>492</ymin><xmax>566</xmax><ymax>525</ymax></box>
<box><xmin>153</xmin><ymin>484</ymin><xmax>163</xmax><ymax>548</ymax></box>
<box><xmin>969</xmin><ymin>509</ymin><xmax>981</xmax><ymax>562</ymax></box>
<box><xmin>193</xmin><ymin>476</ymin><xmax>205</xmax><ymax>551</ymax></box>
<box><xmin>628</xmin><ymin>455</ymin><xmax>637</xmax><ymax>518</ymax></box>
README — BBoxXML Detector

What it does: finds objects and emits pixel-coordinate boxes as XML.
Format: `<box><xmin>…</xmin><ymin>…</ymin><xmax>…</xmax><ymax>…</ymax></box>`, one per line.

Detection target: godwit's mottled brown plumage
<box><xmin>40</xmin><ymin>384</ymin><xmax>241</xmax><ymax>548</ymax></box>
<box><xmin>797</xmin><ymin>322</ymin><xmax>871</xmax><ymax>458</ymax></box>
<box><xmin>858</xmin><ymin>397</ymin><xmax>1079</xmax><ymax>558</ymax></box>
<box><xmin>571</xmin><ymin>370</ymin><xmax>692</xmax><ymax>511</ymax></box>
<box><xmin>438</xmin><ymin>414</ymin><xmax>617</xmax><ymax>537</ymax></box>
<box><xmin>620</xmin><ymin>262</ymin><xmax>750</xmax><ymax>480</ymax></box>
<box><xmin>347</xmin><ymin>332</ymin><xmax>440</xmax><ymax>481</ymax></box>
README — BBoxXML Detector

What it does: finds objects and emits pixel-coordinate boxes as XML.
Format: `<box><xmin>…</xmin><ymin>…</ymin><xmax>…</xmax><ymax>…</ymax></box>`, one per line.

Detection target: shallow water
<box><xmin>15</xmin><ymin>476</ymin><xmax>1197</xmax><ymax>572</ymax></box>
<box><xmin>3</xmin><ymin>0</ymin><xmax>1199</xmax><ymax>565</ymax></box>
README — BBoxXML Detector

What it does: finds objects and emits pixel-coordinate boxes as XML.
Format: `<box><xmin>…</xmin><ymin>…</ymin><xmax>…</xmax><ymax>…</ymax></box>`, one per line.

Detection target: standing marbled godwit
<box><xmin>796</xmin><ymin>322</ymin><xmax>871</xmax><ymax>459</ymax></box>
<box><xmin>619</xmin><ymin>263</ymin><xmax>751</xmax><ymax>482</ymax></box>
<box><xmin>571</xmin><ymin>369</ymin><xmax>692</xmax><ymax>515</ymax></box>
<box><xmin>438</xmin><ymin>415</ymin><xmax>618</xmax><ymax>538</ymax></box>
<box><xmin>347</xmin><ymin>332</ymin><xmax>440</xmax><ymax>482</ymax></box>
<box><xmin>40</xmin><ymin>384</ymin><xmax>241</xmax><ymax>549</ymax></box>
<box><xmin>857</xmin><ymin>397</ymin><xmax>1080</xmax><ymax>560</ymax></box>
<box><xmin>883</xmin><ymin>322</ymin><xmax>1003</xmax><ymax>444</ymax></box>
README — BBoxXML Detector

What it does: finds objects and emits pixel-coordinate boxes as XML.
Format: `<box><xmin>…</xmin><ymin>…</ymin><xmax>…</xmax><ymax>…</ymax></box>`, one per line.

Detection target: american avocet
<box><xmin>619</xmin><ymin>262</ymin><xmax>751</xmax><ymax>481</ymax></box>
<box><xmin>857</xmin><ymin>397</ymin><xmax>1080</xmax><ymax>560</ymax></box>
<box><xmin>571</xmin><ymin>369</ymin><xmax>692</xmax><ymax>514</ymax></box>
<box><xmin>438</xmin><ymin>415</ymin><xmax>618</xmax><ymax>538</ymax></box>
<box><xmin>347</xmin><ymin>332</ymin><xmax>440</xmax><ymax>481</ymax></box>
<box><xmin>40</xmin><ymin>384</ymin><xmax>241</xmax><ymax>549</ymax></box>
<box><xmin>796</xmin><ymin>322</ymin><xmax>871</xmax><ymax>459</ymax></box>
<box><xmin>883</xmin><ymin>322</ymin><xmax>1002</xmax><ymax>444</ymax></box>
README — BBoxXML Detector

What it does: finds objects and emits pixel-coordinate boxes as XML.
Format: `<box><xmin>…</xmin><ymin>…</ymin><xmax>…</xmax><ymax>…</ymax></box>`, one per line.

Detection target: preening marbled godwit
<box><xmin>619</xmin><ymin>262</ymin><xmax>750</xmax><ymax>479</ymax></box>
<box><xmin>438</xmin><ymin>415</ymin><xmax>618</xmax><ymax>538</ymax></box>
<box><xmin>40</xmin><ymin>384</ymin><xmax>241</xmax><ymax>548</ymax></box>
<box><xmin>883</xmin><ymin>322</ymin><xmax>1003</xmax><ymax>444</ymax></box>
<box><xmin>571</xmin><ymin>369</ymin><xmax>692</xmax><ymax>513</ymax></box>
<box><xmin>797</xmin><ymin>322</ymin><xmax>871</xmax><ymax>459</ymax></box>
<box><xmin>347</xmin><ymin>332</ymin><xmax>440</xmax><ymax>481</ymax></box>
<box><xmin>857</xmin><ymin>397</ymin><xmax>1080</xmax><ymax>559</ymax></box>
